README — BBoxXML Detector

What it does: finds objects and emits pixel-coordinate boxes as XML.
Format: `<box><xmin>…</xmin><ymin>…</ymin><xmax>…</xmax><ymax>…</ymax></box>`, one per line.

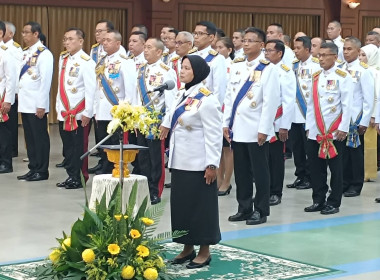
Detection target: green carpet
<box><xmin>0</xmin><ymin>243</ymin><xmax>340</xmax><ymax>280</ymax></box>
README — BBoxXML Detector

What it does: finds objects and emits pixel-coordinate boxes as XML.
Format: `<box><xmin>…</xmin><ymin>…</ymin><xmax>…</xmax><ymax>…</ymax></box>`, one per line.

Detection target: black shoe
<box><xmin>151</xmin><ymin>195</ymin><xmax>161</xmax><ymax>205</ymax></box>
<box><xmin>56</xmin><ymin>177</ymin><xmax>72</xmax><ymax>188</ymax></box>
<box><xmin>375</xmin><ymin>198</ymin><xmax>380</xmax><ymax>203</ymax></box>
<box><xmin>0</xmin><ymin>164</ymin><xmax>13</xmax><ymax>174</ymax></box>
<box><xmin>169</xmin><ymin>250</ymin><xmax>196</xmax><ymax>265</ymax></box>
<box><xmin>246</xmin><ymin>211</ymin><xmax>267</xmax><ymax>225</ymax></box>
<box><xmin>344</xmin><ymin>190</ymin><xmax>360</xmax><ymax>197</ymax></box>
<box><xmin>186</xmin><ymin>256</ymin><xmax>211</xmax><ymax>269</ymax></box>
<box><xmin>296</xmin><ymin>181</ymin><xmax>311</xmax><ymax>190</ymax></box>
<box><xmin>65</xmin><ymin>180</ymin><xmax>83</xmax><ymax>189</ymax></box>
<box><xmin>218</xmin><ymin>185</ymin><xmax>232</xmax><ymax>196</ymax></box>
<box><xmin>269</xmin><ymin>195</ymin><xmax>281</xmax><ymax>206</ymax></box>
<box><xmin>88</xmin><ymin>163</ymin><xmax>102</xmax><ymax>174</ymax></box>
<box><xmin>55</xmin><ymin>160</ymin><xmax>66</xmax><ymax>168</ymax></box>
<box><xmin>17</xmin><ymin>171</ymin><xmax>35</xmax><ymax>180</ymax></box>
<box><xmin>26</xmin><ymin>172</ymin><xmax>49</xmax><ymax>181</ymax></box>
<box><xmin>228</xmin><ymin>211</ymin><xmax>253</xmax><ymax>222</ymax></box>
<box><xmin>320</xmin><ymin>205</ymin><xmax>339</xmax><ymax>215</ymax></box>
<box><xmin>286</xmin><ymin>178</ymin><xmax>303</xmax><ymax>188</ymax></box>
<box><xmin>164</xmin><ymin>182</ymin><xmax>171</xmax><ymax>188</ymax></box>
<box><xmin>304</xmin><ymin>203</ymin><xmax>325</xmax><ymax>212</ymax></box>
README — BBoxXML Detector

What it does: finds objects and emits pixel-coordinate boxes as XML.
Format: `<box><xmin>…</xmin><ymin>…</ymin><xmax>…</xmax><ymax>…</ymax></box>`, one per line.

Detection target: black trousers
<box><xmin>97</xmin><ymin>120</ymin><xmax>119</xmax><ymax>173</ymax></box>
<box><xmin>232</xmin><ymin>141</ymin><xmax>270</xmax><ymax>217</ymax></box>
<box><xmin>0</xmin><ymin>120</ymin><xmax>12</xmax><ymax>168</ymax></box>
<box><xmin>21</xmin><ymin>113</ymin><xmax>50</xmax><ymax>174</ymax></box>
<box><xmin>290</xmin><ymin>123</ymin><xmax>310</xmax><ymax>181</ymax></box>
<box><xmin>307</xmin><ymin>139</ymin><xmax>344</xmax><ymax>208</ymax></box>
<box><xmin>269</xmin><ymin>135</ymin><xmax>285</xmax><ymax>197</ymax></box>
<box><xmin>59</xmin><ymin>121</ymin><xmax>85</xmax><ymax>181</ymax></box>
<box><xmin>136</xmin><ymin>132</ymin><xmax>165</xmax><ymax>198</ymax></box>
<box><xmin>8</xmin><ymin>100</ymin><xmax>18</xmax><ymax>156</ymax></box>
<box><xmin>342</xmin><ymin>134</ymin><xmax>364</xmax><ymax>193</ymax></box>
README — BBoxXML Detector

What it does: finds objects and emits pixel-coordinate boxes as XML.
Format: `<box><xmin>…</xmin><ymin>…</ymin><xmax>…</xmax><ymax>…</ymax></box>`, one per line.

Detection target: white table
<box><xmin>89</xmin><ymin>174</ymin><xmax>150</xmax><ymax>212</ymax></box>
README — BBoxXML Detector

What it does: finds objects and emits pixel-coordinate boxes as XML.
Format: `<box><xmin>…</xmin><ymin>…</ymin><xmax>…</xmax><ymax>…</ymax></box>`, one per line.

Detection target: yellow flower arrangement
<box><xmin>141</xmin><ymin>217</ymin><xmax>154</xmax><ymax>226</ymax></box>
<box><xmin>82</xmin><ymin>249</ymin><xmax>95</xmax><ymax>263</ymax></box>
<box><xmin>108</xmin><ymin>243</ymin><xmax>121</xmax><ymax>255</ymax></box>
<box><xmin>143</xmin><ymin>267</ymin><xmax>159</xmax><ymax>280</ymax></box>
<box><xmin>48</xmin><ymin>249</ymin><xmax>61</xmax><ymax>264</ymax></box>
<box><xmin>61</xmin><ymin>237</ymin><xmax>71</xmax><ymax>251</ymax></box>
<box><xmin>114</xmin><ymin>214</ymin><xmax>122</xmax><ymax>221</ymax></box>
<box><xmin>130</xmin><ymin>229</ymin><xmax>141</xmax><ymax>239</ymax></box>
<box><xmin>121</xmin><ymin>265</ymin><xmax>135</xmax><ymax>279</ymax></box>
<box><xmin>136</xmin><ymin>245</ymin><xmax>150</xmax><ymax>257</ymax></box>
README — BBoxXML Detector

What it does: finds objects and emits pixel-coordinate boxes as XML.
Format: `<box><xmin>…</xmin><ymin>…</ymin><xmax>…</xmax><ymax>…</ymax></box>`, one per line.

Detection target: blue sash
<box><xmin>294</xmin><ymin>61</ymin><xmax>307</xmax><ymax>119</ymax></box>
<box><xmin>346</xmin><ymin>111</ymin><xmax>363</xmax><ymax>148</ymax></box>
<box><xmin>162</xmin><ymin>54</ymin><xmax>169</xmax><ymax>64</ymax></box>
<box><xmin>138</xmin><ymin>65</ymin><xmax>151</xmax><ymax>107</ymax></box>
<box><xmin>171</xmin><ymin>92</ymin><xmax>205</xmax><ymax>130</ymax></box>
<box><xmin>92</xmin><ymin>45</ymin><xmax>99</xmax><ymax>62</ymax></box>
<box><xmin>205</xmin><ymin>52</ymin><xmax>217</xmax><ymax>63</ymax></box>
<box><xmin>19</xmin><ymin>47</ymin><xmax>45</xmax><ymax>79</ymax></box>
<box><xmin>97</xmin><ymin>56</ymin><xmax>119</xmax><ymax>106</ymax></box>
<box><xmin>228</xmin><ymin>62</ymin><xmax>268</xmax><ymax>140</ymax></box>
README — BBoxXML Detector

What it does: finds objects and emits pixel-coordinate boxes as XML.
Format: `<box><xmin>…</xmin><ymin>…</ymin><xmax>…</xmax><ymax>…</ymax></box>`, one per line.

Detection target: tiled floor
<box><xmin>1</xmin><ymin>125</ymin><xmax>379</xmax><ymax>279</ymax></box>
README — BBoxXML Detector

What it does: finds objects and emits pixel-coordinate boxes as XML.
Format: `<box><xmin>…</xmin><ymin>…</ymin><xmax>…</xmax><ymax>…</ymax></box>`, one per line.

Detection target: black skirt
<box><xmin>170</xmin><ymin>169</ymin><xmax>221</xmax><ymax>245</ymax></box>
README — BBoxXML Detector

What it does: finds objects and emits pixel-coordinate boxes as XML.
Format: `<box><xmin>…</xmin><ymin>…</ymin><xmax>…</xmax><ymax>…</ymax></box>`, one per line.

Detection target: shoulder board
<box><xmin>313</xmin><ymin>70</ymin><xmax>322</xmax><ymax>77</ymax></box>
<box><xmin>259</xmin><ymin>59</ymin><xmax>270</xmax><ymax>65</ymax></box>
<box><xmin>1</xmin><ymin>45</ymin><xmax>7</xmax><ymax>50</ymax></box>
<box><xmin>179</xmin><ymin>85</ymin><xmax>185</xmax><ymax>90</ymax></box>
<box><xmin>160</xmin><ymin>63</ymin><xmax>170</xmax><ymax>71</ymax></box>
<box><xmin>281</xmin><ymin>64</ymin><xmax>290</xmax><ymax>72</ymax></box>
<box><xmin>208</xmin><ymin>49</ymin><xmax>218</xmax><ymax>56</ymax></box>
<box><xmin>13</xmin><ymin>41</ymin><xmax>21</xmax><ymax>48</ymax></box>
<box><xmin>23</xmin><ymin>46</ymin><xmax>29</xmax><ymax>51</ymax></box>
<box><xmin>341</xmin><ymin>38</ymin><xmax>345</xmax><ymax>43</ymax></box>
<box><xmin>81</xmin><ymin>53</ymin><xmax>91</xmax><ymax>61</ymax></box>
<box><xmin>188</xmin><ymin>47</ymin><xmax>197</xmax><ymax>54</ymax></box>
<box><xmin>293</xmin><ymin>59</ymin><xmax>300</xmax><ymax>64</ymax></box>
<box><xmin>162</xmin><ymin>52</ymin><xmax>169</xmax><ymax>57</ymax></box>
<box><xmin>138</xmin><ymin>62</ymin><xmax>147</xmax><ymax>69</ymax></box>
<box><xmin>119</xmin><ymin>53</ymin><xmax>129</xmax><ymax>60</ymax></box>
<box><xmin>360</xmin><ymin>61</ymin><xmax>368</xmax><ymax>69</ymax></box>
<box><xmin>312</xmin><ymin>57</ymin><xmax>319</xmax><ymax>63</ymax></box>
<box><xmin>171</xmin><ymin>55</ymin><xmax>181</xmax><ymax>62</ymax></box>
<box><xmin>60</xmin><ymin>50</ymin><xmax>68</xmax><ymax>56</ymax></box>
<box><xmin>91</xmin><ymin>43</ymin><xmax>100</xmax><ymax>49</ymax></box>
<box><xmin>336</xmin><ymin>59</ymin><xmax>343</xmax><ymax>64</ymax></box>
<box><xmin>335</xmin><ymin>69</ymin><xmax>347</xmax><ymax>77</ymax></box>
<box><xmin>128</xmin><ymin>53</ymin><xmax>135</xmax><ymax>59</ymax></box>
<box><xmin>233</xmin><ymin>57</ymin><xmax>245</xmax><ymax>63</ymax></box>
<box><xmin>199</xmin><ymin>87</ymin><xmax>212</xmax><ymax>96</ymax></box>
<box><xmin>38</xmin><ymin>46</ymin><xmax>46</xmax><ymax>52</ymax></box>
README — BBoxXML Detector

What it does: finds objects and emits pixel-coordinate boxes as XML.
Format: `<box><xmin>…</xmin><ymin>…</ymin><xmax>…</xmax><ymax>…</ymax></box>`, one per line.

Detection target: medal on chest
<box><xmin>108</xmin><ymin>61</ymin><xmax>121</xmax><ymax>79</ymax></box>
<box><xmin>326</xmin><ymin>80</ymin><xmax>338</xmax><ymax>91</ymax></box>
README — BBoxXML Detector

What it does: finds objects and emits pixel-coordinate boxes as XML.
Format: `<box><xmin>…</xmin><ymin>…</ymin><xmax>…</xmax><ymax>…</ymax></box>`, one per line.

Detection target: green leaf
<box><xmin>126</xmin><ymin>180</ymin><xmax>138</xmax><ymax>217</ymax></box>
<box><xmin>84</xmin><ymin>205</ymin><xmax>103</xmax><ymax>230</ymax></box>
<box><xmin>71</xmin><ymin>219</ymin><xmax>86</xmax><ymax>250</ymax></box>
<box><xmin>80</xmin><ymin>172</ymin><xmax>88</xmax><ymax>207</ymax></box>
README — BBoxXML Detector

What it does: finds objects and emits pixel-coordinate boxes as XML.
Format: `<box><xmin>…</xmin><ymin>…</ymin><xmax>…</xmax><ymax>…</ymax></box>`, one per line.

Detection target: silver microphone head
<box><xmin>165</xmin><ymin>80</ymin><xmax>176</xmax><ymax>90</ymax></box>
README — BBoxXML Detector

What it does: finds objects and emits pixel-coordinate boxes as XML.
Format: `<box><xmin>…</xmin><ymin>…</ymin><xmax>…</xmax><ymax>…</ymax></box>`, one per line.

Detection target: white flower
<box><xmin>107</xmin><ymin>118</ymin><xmax>122</xmax><ymax>134</ymax></box>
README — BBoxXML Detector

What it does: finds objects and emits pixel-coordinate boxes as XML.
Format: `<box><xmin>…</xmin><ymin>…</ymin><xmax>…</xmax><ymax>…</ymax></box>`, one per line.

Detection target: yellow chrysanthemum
<box><xmin>136</xmin><ymin>245</ymin><xmax>150</xmax><ymax>257</ymax></box>
<box><xmin>61</xmin><ymin>237</ymin><xmax>71</xmax><ymax>251</ymax></box>
<box><xmin>141</xmin><ymin>217</ymin><xmax>154</xmax><ymax>226</ymax></box>
<box><xmin>114</xmin><ymin>215</ymin><xmax>122</xmax><ymax>221</ymax></box>
<box><xmin>136</xmin><ymin>257</ymin><xmax>144</xmax><ymax>264</ymax></box>
<box><xmin>130</xmin><ymin>229</ymin><xmax>141</xmax><ymax>239</ymax></box>
<box><xmin>49</xmin><ymin>249</ymin><xmax>61</xmax><ymax>264</ymax></box>
<box><xmin>108</xmin><ymin>244</ymin><xmax>121</xmax><ymax>255</ymax></box>
<box><xmin>82</xmin><ymin>249</ymin><xmax>95</xmax><ymax>263</ymax></box>
<box><xmin>121</xmin><ymin>265</ymin><xmax>135</xmax><ymax>279</ymax></box>
<box><xmin>143</xmin><ymin>267</ymin><xmax>158</xmax><ymax>280</ymax></box>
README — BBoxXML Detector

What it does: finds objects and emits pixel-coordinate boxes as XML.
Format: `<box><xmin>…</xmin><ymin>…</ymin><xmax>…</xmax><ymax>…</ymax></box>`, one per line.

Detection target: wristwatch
<box><xmin>207</xmin><ymin>165</ymin><xmax>216</xmax><ymax>170</ymax></box>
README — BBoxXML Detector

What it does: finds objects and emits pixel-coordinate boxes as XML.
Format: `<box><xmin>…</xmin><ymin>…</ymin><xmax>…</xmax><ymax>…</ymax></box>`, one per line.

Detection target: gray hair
<box><xmin>4</xmin><ymin>21</ymin><xmax>16</xmax><ymax>34</ymax></box>
<box><xmin>320</xmin><ymin>42</ymin><xmax>338</xmax><ymax>55</ymax></box>
<box><xmin>177</xmin><ymin>31</ymin><xmax>194</xmax><ymax>45</ymax></box>
<box><xmin>345</xmin><ymin>36</ymin><xmax>361</xmax><ymax>49</ymax></box>
<box><xmin>108</xmin><ymin>30</ymin><xmax>122</xmax><ymax>42</ymax></box>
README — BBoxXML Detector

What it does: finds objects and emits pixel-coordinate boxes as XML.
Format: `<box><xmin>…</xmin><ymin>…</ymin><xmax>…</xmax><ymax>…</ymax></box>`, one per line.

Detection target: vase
<box><xmin>104</xmin><ymin>149</ymin><xmax>139</xmax><ymax>178</ymax></box>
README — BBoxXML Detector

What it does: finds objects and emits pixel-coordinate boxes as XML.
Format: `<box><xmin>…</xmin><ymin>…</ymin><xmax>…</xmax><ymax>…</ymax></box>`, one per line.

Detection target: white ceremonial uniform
<box><xmin>0</xmin><ymin>43</ymin><xmax>17</xmax><ymax>105</ymax></box>
<box><xmin>340</xmin><ymin>59</ymin><xmax>374</xmax><ymax>127</ymax></box>
<box><xmin>133</xmin><ymin>52</ymin><xmax>147</xmax><ymax>72</ymax></box>
<box><xmin>167</xmin><ymin>84</ymin><xmax>222</xmax><ymax>171</ymax></box>
<box><xmin>90</xmin><ymin>43</ymin><xmax>127</xmax><ymax>63</ymax></box>
<box><xmin>333</xmin><ymin>36</ymin><xmax>345</xmax><ymax>62</ymax></box>
<box><xmin>18</xmin><ymin>40</ymin><xmax>53</xmax><ymax>113</ymax></box>
<box><xmin>293</xmin><ymin>55</ymin><xmax>321</xmax><ymax>124</ymax></box>
<box><xmin>137</xmin><ymin>60</ymin><xmax>178</xmax><ymax>127</ymax></box>
<box><xmin>274</xmin><ymin>61</ymin><xmax>296</xmax><ymax>131</ymax></box>
<box><xmin>95</xmin><ymin>49</ymin><xmax>137</xmax><ymax>121</ymax></box>
<box><xmin>194</xmin><ymin>45</ymin><xmax>227</xmax><ymax>105</ymax></box>
<box><xmin>225</xmin><ymin>56</ymin><xmax>233</xmax><ymax>81</ymax></box>
<box><xmin>56</xmin><ymin>50</ymin><xmax>96</xmax><ymax>121</ymax></box>
<box><xmin>223</xmin><ymin>54</ymin><xmax>280</xmax><ymax>142</ymax></box>
<box><xmin>234</xmin><ymin>48</ymin><xmax>245</xmax><ymax>60</ymax></box>
<box><xmin>168</xmin><ymin>54</ymin><xmax>182</xmax><ymax>89</ymax></box>
<box><xmin>306</xmin><ymin>66</ymin><xmax>353</xmax><ymax>140</ymax></box>
<box><xmin>282</xmin><ymin>46</ymin><xmax>296</xmax><ymax>69</ymax></box>
<box><xmin>4</xmin><ymin>39</ymin><xmax>22</xmax><ymax>75</ymax></box>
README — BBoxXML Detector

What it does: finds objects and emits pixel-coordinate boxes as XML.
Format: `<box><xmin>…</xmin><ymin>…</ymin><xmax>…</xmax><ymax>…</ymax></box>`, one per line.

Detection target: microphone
<box><xmin>147</xmin><ymin>80</ymin><xmax>175</xmax><ymax>93</ymax></box>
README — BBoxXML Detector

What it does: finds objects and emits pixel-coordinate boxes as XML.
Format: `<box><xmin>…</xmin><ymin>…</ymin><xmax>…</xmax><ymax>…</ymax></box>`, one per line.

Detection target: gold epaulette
<box><xmin>162</xmin><ymin>52</ymin><xmax>169</xmax><ymax>57</ymax></box>
<box><xmin>171</xmin><ymin>55</ymin><xmax>180</xmax><ymax>62</ymax></box>
<box><xmin>360</xmin><ymin>61</ymin><xmax>368</xmax><ymax>69</ymax></box>
<box><xmin>233</xmin><ymin>57</ymin><xmax>245</xmax><ymax>63</ymax></box>
<box><xmin>259</xmin><ymin>59</ymin><xmax>270</xmax><ymax>65</ymax></box>
<box><xmin>179</xmin><ymin>85</ymin><xmax>185</xmax><ymax>90</ymax></box>
<box><xmin>23</xmin><ymin>46</ymin><xmax>29</xmax><ymax>51</ymax></box>
<box><xmin>336</xmin><ymin>59</ymin><xmax>343</xmax><ymax>64</ymax></box>
<box><xmin>91</xmin><ymin>43</ymin><xmax>99</xmax><ymax>49</ymax></box>
<box><xmin>160</xmin><ymin>62</ymin><xmax>170</xmax><ymax>71</ymax></box>
<box><xmin>188</xmin><ymin>47</ymin><xmax>197</xmax><ymax>54</ymax></box>
<box><xmin>81</xmin><ymin>53</ymin><xmax>91</xmax><ymax>61</ymax></box>
<box><xmin>13</xmin><ymin>41</ymin><xmax>21</xmax><ymax>48</ymax></box>
<box><xmin>341</xmin><ymin>38</ymin><xmax>345</xmax><ymax>43</ymax></box>
<box><xmin>335</xmin><ymin>69</ymin><xmax>347</xmax><ymax>77</ymax></box>
<box><xmin>38</xmin><ymin>46</ymin><xmax>45</xmax><ymax>52</ymax></box>
<box><xmin>313</xmin><ymin>70</ymin><xmax>322</xmax><ymax>77</ymax></box>
<box><xmin>281</xmin><ymin>64</ymin><xmax>290</xmax><ymax>72</ymax></box>
<box><xmin>1</xmin><ymin>45</ymin><xmax>7</xmax><ymax>50</ymax></box>
<box><xmin>293</xmin><ymin>59</ymin><xmax>300</xmax><ymax>64</ymax></box>
<box><xmin>119</xmin><ymin>53</ymin><xmax>129</xmax><ymax>60</ymax></box>
<box><xmin>312</xmin><ymin>57</ymin><xmax>319</xmax><ymax>63</ymax></box>
<box><xmin>139</xmin><ymin>62</ymin><xmax>147</xmax><ymax>69</ymax></box>
<box><xmin>209</xmin><ymin>49</ymin><xmax>218</xmax><ymax>56</ymax></box>
<box><xmin>199</xmin><ymin>87</ymin><xmax>212</xmax><ymax>96</ymax></box>
<box><xmin>128</xmin><ymin>53</ymin><xmax>135</xmax><ymax>59</ymax></box>
<box><xmin>60</xmin><ymin>50</ymin><xmax>68</xmax><ymax>57</ymax></box>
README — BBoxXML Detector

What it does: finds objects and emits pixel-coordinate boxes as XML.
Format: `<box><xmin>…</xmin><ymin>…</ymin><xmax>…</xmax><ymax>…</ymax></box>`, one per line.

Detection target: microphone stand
<box><xmin>144</xmin><ymin>89</ymin><xmax>166</xmax><ymax>109</ymax></box>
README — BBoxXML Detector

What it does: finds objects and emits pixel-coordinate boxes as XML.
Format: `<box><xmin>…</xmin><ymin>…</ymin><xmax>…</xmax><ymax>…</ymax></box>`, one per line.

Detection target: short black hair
<box><xmin>131</xmin><ymin>31</ymin><xmax>147</xmax><ymax>42</ymax></box>
<box><xmin>295</xmin><ymin>36</ymin><xmax>312</xmax><ymax>51</ymax></box>
<box><xmin>266</xmin><ymin>39</ymin><xmax>285</xmax><ymax>59</ymax></box>
<box><xmin>39</xmin><ymin>33</ymin><xmax>46</xmax><ymax>45</ymax></box>
<box><xmin>96</xmin><ymin>19</ymin><xmax>114</xmax><ymax>31</ymax></box>
<box><xmin>66</xmin><ymin>27</ymin><xmax>85</xmax><ymax>39</ymax></box>
<box><xmin>269</xmin><ymin>23</ymin><xmax>283</xmax><ymax>33</ymax></box>
<box><xmin>368</xmin><ymin>31</ymin><xmax>379</xmax><ymax>36</ymax></box>
<box><xmin>24</xmin><ymin>21</ymin><xmax>42</xmax><ymax>36</ymax></box>
<box><xmin>132</xmin><ymin>24</ymin><xmax>148</xmax><ymax>37</ymax></box>
<box><xmin>235</xmin><ymin>28</ymin><xmax>245</xmax><ymax>35</ymax></box>
<box><xmin>0</xmin><ymin>21</ymin><xmax>5</xmax><ymax>37</ymax></box>
<box><xmin>216</xmin><ymin>28</ymin><xmax>226</xmax><ymax>39</ymax></box>
<box><xmin>329</xmin><ymin>20</ymin><xmax>342</xmax><ymax>28</ymax></box>
<box><xmin>320</xmin><ymin>42</ymin><xmax>338</xmax><ymax>55</ymax></box>
<box><xmin>245</xmin><ymin>27</ymin><xmax>266</xmax><ymax>43</ymax></box>
<box><xmin>217</xmin><ymin>37</ymin><xmax>235</xmax><ymax>60</ymax></box>
<box><xmin>196</xmin><ymin>21</ymin><xmax>217</xmax><ymax>36</ymax></box>
<box><xmin>168</xmin><ymin>28</ymin><xmax>179</xmax><ymax>36</ymax></box>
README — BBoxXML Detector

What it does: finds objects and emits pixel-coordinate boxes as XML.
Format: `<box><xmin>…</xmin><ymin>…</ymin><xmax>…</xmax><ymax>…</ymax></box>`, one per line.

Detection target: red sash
<box><xmin>269</xmin><ymin>105</ymin><xmax>283</xmax><ymax>143</ymax></box>
<box><xmin>59</xmin><ymin>56</ymin><xmax>85</xmax><ymax>131</ymax></box>
<box><xmin>313</xmin><ymin>73</ymin><xmax>342</xmax><ymax>159</ymax></box>
<box><xmin>0</xmin><ymin>92</ymin><xmax>9</xmax><ymax>122</ymax></box>
<box><xmin>172</xmin><ymin>59</ymin><xmax>181</xmax><ymax>89</ymax></box>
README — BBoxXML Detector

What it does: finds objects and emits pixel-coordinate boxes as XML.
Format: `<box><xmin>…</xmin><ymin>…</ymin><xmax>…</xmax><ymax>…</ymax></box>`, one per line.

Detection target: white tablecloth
<box><xmin>89</xmin><ymin>174</ymin><xmax>150</xmax><ymax>212</ymax></box>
